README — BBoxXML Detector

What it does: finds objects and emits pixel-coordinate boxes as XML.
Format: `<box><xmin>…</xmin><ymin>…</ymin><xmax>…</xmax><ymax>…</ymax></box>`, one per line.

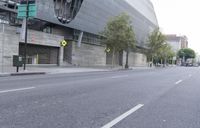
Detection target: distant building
<box><xmin>165</xmin><ymin>34</ymin><xmax>188</xmax><ymax>53</ymax></box>
<box><xmin>180</xmin><ymin>36</ymin><xmax>188</xmax><ymax>49</ymax></box>
<box><xmin>165</xmin><ymin>34</ymin><xmax>188</xmax><ymax>64</ymax></box>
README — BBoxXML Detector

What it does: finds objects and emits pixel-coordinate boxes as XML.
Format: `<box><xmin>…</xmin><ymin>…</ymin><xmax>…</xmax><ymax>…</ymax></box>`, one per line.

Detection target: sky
<box><xmin>150</xmin><ymin>0</ymin><xmax>200</xmax><ymax>53</ymax></box>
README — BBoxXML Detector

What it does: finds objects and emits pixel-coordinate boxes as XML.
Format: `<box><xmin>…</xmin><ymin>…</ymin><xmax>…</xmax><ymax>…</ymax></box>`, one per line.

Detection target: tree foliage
<box><xmin>146</xmin><ymin>28</ymin><xmax>166</xmax><ymax>61</ymax></box>
<box><xmin>158</xmin><ymin>43</ymin><xmax>175</xmax><ymax>59</ymax></box>
<box><xmin>177</xmin><ymin>48</ymin><xmax>196</xmax><ymax>60</ymax></box>
<box><xmin>101</xmin><ymin>13</ymin><xmax>136</xmax><ymax>52</ymax></box>
<box><xmin>146</xmin><ymin>28</ymin><xmax>176</xmax><ymax>66</ymax></box>
<box><xmin>101</xmin><ymin>13</ymin><xmax>136</xmax><ymax>68</ymax></box>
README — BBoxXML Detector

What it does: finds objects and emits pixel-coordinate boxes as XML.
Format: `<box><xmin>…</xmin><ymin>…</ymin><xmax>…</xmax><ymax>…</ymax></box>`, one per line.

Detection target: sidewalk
<box><xmin>0</xmin><ymin>66</ymin><xmax>110</xmax><ymax>77</ymax></box>
<box><xmin>0</xmin><ymin>66</ymin><xmax>155</xmax><ymax>77</ymax></box>
<box><xmin>26</xmin><ymin>67</ymin><xmax>110</xmax><ymax>74</ymax></box>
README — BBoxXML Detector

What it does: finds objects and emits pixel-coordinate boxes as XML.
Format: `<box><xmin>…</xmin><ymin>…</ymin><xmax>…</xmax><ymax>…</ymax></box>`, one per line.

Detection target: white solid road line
<box><xmin>175</xmin><ymin>80</ymin><xmax>183</xmax><ymax>85</ymax></box>
<box><xmin>0</xmin><ymin>87</ymin><xmax>35</xmax><ymax>94</ymax></box>
<box><xmin>111</xmin><ymin>75</ymin><xmax>129</xmax><ymax>79</ymax></box>
<box><xmin>101</xmin><ymin>104</ymin><xmax>144</xmax><ymax>128</ymax></box>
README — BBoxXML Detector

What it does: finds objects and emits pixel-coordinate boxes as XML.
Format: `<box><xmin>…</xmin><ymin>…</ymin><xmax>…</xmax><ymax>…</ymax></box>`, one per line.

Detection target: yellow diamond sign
<box><xmin>105</xmin><ymin>48</ymin><xmax>111</xmax><ymax>53</ymax></box>
<box><xmin>60</xmin><ymin>40</ymin><xmax>68</xmax><ymax>47</ymax></box>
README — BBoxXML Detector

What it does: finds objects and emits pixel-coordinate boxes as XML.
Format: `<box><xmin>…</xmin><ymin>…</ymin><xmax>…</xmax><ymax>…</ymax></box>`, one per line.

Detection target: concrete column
<box><xmin>58</xmin><ymin>46</ymin><xmax>64</xmax><ymax>66</ymax></box>
<box><xmin>0</xmin><ymin>33</ymin><xmax>3</xmax><ymax>73</ymax></box>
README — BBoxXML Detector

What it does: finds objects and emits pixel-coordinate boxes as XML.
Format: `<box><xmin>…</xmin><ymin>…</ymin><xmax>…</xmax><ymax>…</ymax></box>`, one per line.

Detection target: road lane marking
<box><xmin>101</xmin><ymin>104</ymin><xmax>144</xmax><ymax>128</ymax></box>
<box><xmin>175</xmin><ymin>80</ymin><xmax>183</xmax><ymax>85</ymax></box>
<box><xmin>0</xmin><ymin>87</ymin><xmax>35</xmax><ymax>94</ymax></box>
<box><xmin>111</xmin><ymin>75</ymin><xmax>128</xmax><ymax>79</ymax></box>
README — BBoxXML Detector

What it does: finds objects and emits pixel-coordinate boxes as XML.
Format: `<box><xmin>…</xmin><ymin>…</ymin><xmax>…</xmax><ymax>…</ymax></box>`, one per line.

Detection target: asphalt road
<box><xmin>0</xmin><ymin>67</ymin><xmax>200</xmax><ymax>128</ymax></box>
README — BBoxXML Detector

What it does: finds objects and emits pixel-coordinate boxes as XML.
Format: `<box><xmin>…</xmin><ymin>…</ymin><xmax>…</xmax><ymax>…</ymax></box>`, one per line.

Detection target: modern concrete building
<box><xmin>0</xmin><ymin>0</ymin><xmax>158</xmax><ymax>72</ymax></box>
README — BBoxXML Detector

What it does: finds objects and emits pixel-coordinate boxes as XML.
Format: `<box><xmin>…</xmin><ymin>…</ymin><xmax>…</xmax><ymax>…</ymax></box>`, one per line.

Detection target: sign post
<box><xmin>17</xmin><ymin>0</ymin><xmax>36</xmax><ymax>70</ymax></box>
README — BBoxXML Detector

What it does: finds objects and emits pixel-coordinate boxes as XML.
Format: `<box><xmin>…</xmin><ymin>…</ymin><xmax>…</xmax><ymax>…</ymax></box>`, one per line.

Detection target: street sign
<box><xmin>28</xmin><ymin>4</ymin><xmax>37</xmax><ymax>18</ymax></box>
<box><xmin>60</xmin><ymin>40</ymin><xmax>68</xmax><ymax>47</ymax></box>
<box><xmin>105</xmin><ymin>48</ymin><xmax>111</xmax><ymax>53</ymax></box>
<box><xmin>20</xmin><ymin>0</ymin><xmax>35</xmax><ymax>4</ymax></box>
<box><xmin>17</xmin><ymin>4</ymin><xmax>36</xmax><ymax>19</ymax></box>
<box><xmin>17</xmin><ymin>4</ymin><xmax>26</xmax><ymax>18</ymax></box>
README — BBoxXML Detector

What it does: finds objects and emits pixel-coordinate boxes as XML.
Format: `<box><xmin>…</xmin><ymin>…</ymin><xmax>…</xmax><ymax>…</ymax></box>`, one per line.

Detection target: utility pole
<box><xmin>23</xmin><ymin>0</ymin><xmax>28</xmax><ymax>70</ymax></box>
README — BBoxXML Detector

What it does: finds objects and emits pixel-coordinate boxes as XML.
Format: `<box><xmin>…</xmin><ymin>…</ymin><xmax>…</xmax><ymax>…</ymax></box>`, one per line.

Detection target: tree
<box><xmin>146</xmin><ymin>28</ymin><xmax>166</xmax><ymax>66</ymax></box>
<box><xmin>177</xmin><ymin>48</ymin><xmax>196</xmax><ymax>61</ymax></box>
<box><xmin>101</xmin><ymin>13</ymin><xmax>136</xmax><ymax>68</ymax></box>
<box><xmin>157</xmin><ymin>43</ymin><xmax>175</xmax><ymax>66</ymax></box>
<box><xmin>166</xmin><ymin>46</ymin><xmax>176</xmax><ymax>64</ymax></box>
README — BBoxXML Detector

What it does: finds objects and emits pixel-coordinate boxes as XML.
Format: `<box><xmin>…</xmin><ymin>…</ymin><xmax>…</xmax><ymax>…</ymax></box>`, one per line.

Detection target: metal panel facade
<box><xmin>36</xmin><ymin>0</ymin><xmax>158</xmax><ymax>47</ymax></box>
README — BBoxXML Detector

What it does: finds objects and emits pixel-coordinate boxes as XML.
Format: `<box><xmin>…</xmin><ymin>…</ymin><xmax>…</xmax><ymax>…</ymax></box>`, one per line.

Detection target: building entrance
<box><xmin>19</xmin><ymin>43</ymin><xmax>59</xmax><ymax>65</ymax></box>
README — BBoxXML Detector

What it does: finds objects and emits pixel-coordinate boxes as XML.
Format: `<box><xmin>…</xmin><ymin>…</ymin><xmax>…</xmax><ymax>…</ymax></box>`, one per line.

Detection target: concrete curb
<box><xmin>0</xmin><ymin>66</ymin><xmax>167</xmax><ymax>77</ymax></box>
<box><xmin>0</xmin><ymin>72</ymin><xmax>46</xmax><ymax>77</ymax></box>
<box><xmin>0</xmin><ymin>73</ymin><xmax>10</xmax><ymax>77</ymax></box>
<box><xmin>10</xmin><ymin>72</ymin><xmax>46</xmax><ymax>76</ymax></box>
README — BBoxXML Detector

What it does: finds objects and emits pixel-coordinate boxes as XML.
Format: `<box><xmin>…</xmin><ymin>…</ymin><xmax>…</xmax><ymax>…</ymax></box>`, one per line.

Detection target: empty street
<box><xmin>0</xmin><ymin>67</ymin><xmax>200</xmax><ymax>128</ymax></box>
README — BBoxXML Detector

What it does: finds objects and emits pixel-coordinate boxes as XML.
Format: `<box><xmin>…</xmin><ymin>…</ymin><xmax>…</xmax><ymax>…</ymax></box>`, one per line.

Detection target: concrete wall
<box><xmin>72</xmin><ymin>42</ymin><xmax>106</xmax><ymax>67</ymax></box>
<box><xmin>0</xmin><ymin>24</ymin><xmax>19</xmax><ymax>73</ymax></box>
<box><xmin>51</xmin><ymin>26</ymin><xmax>73</xmax><ymax>64</ymax></box>
<box><xmin>106</xmin><ymin>51</ymin><xmax>122</xmax><ymax>66</ymax></box>
<box><xmin>0</xmin><ymin>24</ymin><xmax>64</xmax><ymax>73</ymax></box>
<box><xmin>25</xmin><ymin>28</ymin><xmax>64</xmax><ymax>66</ymax></box>
<box><xmin>0</xmin><ymin>24</ymin><xmax>148</xmax><ymax>72</ymax></box>
<box><xmin>123</xmin><ymin>51</ymin><xmax>147</xmax><ymax>67</ymax></box>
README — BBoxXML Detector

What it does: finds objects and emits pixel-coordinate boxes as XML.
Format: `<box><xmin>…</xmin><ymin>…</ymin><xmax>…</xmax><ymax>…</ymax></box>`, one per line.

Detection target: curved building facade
<box><xmin>0</xmin><ymin>0</ymin><xmax>158</xmax><ymax>72</ymax></box>
<box><xmin>36</xmin><ymin>0</ymin><xmax>158</xmax><ymax>47</ymax></box>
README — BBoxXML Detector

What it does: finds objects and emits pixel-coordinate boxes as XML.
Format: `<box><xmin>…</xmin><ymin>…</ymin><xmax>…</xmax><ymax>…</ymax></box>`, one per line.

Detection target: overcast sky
<box><xmin>150</xmin><ymin>0</ymin><xmax>200</xmax><ymax>53</ymax></box>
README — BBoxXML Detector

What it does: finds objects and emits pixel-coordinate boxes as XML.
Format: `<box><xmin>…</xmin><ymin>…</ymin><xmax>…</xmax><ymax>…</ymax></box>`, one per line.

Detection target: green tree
<box><xmin>146</xmin><ymin>28</ymin><xmax>166</xmax><ymax>66</ymax></box>
<box><xmin>177</xmin><ymin>48</ymin><xmax>196</xmax><ymax>61</ymax></box>
<box><xmin>157</xmin><ymin>43</ymin><xmax>175</xmax><ymax>66</ymax></box>
<box><xmin>101</xmin><ymin>13</ymin><xmax>136</xmax><ymax>68</ymax></box>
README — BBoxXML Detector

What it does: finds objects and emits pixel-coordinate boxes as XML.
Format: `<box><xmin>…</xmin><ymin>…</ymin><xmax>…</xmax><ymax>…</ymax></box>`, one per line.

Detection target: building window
<box><xmin>73</xmin><ymin>30</ymin><xmax>102</xmax><ymax>45</ymax></box>
<box><xmin>54</xmin><ymin>0</ymin><xmax>84</xmax><ymax>24</ymax></box>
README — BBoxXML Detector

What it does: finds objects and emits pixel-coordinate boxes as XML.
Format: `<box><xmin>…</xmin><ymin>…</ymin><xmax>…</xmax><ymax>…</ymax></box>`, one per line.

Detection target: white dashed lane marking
<box><xmin>101</xmin><ymin>104</ymin><xmax>144</xmax><ymax>128</ymax></box>
<box><xmin>0</xmin><ymin>87</ymin><xmax>35</xmax><ymax>94</ymax></box>
<box><xmin>111</xmin><ymin>75</ymin><xmax>129</xmax><ymax>79</ymax></box>
<box><xmin>175</xmin><ymin>80</ymin><xmax>183</xmax><ymax>85</ymax></box>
